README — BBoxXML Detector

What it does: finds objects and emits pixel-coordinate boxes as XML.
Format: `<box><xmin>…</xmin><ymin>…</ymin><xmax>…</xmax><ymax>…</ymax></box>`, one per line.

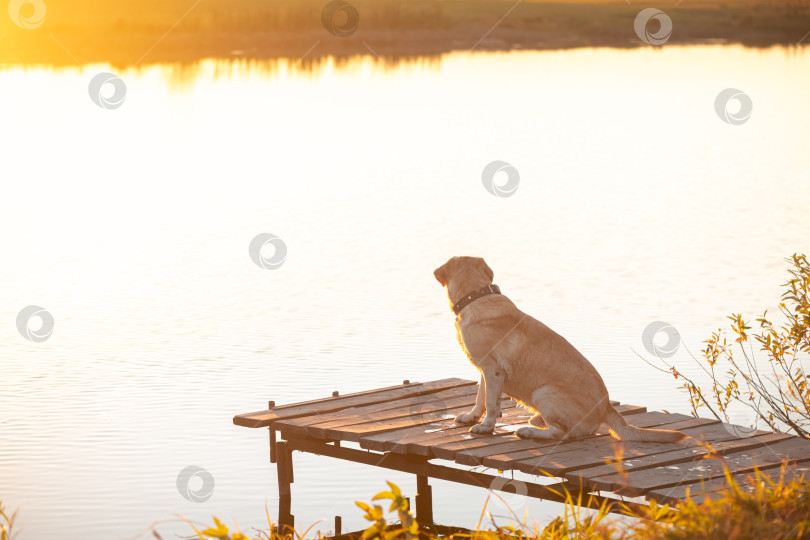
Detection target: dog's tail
<box><xmin>604</xmin><ymin>405</ymin><xmax>686</xmax><ymax>443</ymax></box>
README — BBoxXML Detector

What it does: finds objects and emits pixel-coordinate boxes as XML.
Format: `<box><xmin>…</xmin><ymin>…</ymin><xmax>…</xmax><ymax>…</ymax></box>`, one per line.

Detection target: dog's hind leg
<box><xmin>515</xmin><ymin>424</ymin><xmax>567</xmax><ymax>440</ymax></box>
<box><xmin>529</xmin><ymin>414</ymin><xmax>546</xmax><ymax>428</ymax></box>
<box><xmin>514</xmin><ymin>387</ymin><xmax>589</xmax><ymax>440</ymax></box>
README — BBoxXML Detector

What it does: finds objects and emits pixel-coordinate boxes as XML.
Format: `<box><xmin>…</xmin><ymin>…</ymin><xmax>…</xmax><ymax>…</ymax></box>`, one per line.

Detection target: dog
<box><xmin>434</xmin><ymin>256</ymin><xmax>685</xmax><ymax>442</ymax></box>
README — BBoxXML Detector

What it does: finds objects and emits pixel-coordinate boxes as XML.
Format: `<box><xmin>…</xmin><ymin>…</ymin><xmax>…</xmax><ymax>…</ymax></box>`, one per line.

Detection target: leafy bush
<box><xmin>634</xmin><ymin>467</ymin><xmax>810</xmax><ymax>540</ymax></box>
<box><xmin>653</xmin><ymin>253</ymin><xmax>810</xmax><ymax>437</ymax></box>
<box><xmin>1</xmin><ymin>502</ymin><xmax>16</xmax><ymax>540</ymax></box>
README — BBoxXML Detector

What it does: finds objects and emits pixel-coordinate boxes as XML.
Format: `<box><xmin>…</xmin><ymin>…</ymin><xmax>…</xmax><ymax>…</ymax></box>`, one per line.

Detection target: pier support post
<box><xmin>268</xmin><ymin>401</ymin><xmax>277</xmax><ymax>464</ymax></box>
<box><xmin>276</xmin><ymin>441</ymin><xmax>295</xmax><ymax>534</ymax></box>
<box><xmin>415</xmin><ymin>474</ymin><xmax>434</xmax><ymax>527</ymax></box>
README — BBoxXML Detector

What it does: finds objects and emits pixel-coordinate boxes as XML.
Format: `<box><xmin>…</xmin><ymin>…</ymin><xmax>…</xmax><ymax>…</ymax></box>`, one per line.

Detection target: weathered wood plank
<box><xmin>647</xmin><ymin>473</ymin><xmax>753</xmax><ymax>505</ymax></box>
<box><xmin>646</xmin><ymin>459</ymin><xmax>810</xmax><ymax>504</ymax></box>
<box><xmin>566</xmin><ymin>431</ymin><xmax>794</xmax><ymax>489</ymax></box>
<box><xmin>486</xmin><ymin>417</ymin><xmax>717</xmax><ymax>474</ymax></box>
<box><xmin>687</xmin><ymin>488</ymin><xmax>742</xmax><ymax>505</ymax></box>
<box><xmin>276</xmin><ymin>384</ymin><xmax>481</xmax><ymax>433</ymax></box>
<box><xmin>319</xmin><ymin>384</ymin><xmax>480</xmax><ymax>420</ymax></box>
<box><xmin>289</xmin><ymin>390</ymin><xmax>483</xmax><ymax>439</ymax></box>
<box><xmin>276</xmin><ymin>399</ymin><xmax>479</xmax><ymax>442</ymax></box>
<box><xmin>688</xmin><ymin>463</ymin><xmax>810</xmax><ymax>504</ymax></box>
<box><xmin>451</xmin><ymin>411</ymin><xmax>691</xmax><ymax>467</ymax></box>
<box><xmin>356</xmin><ymin>399</ymin><xmax>616</xmax><ymax>453</ymax></box>
<box><xmin>774</xmin><ymin>461</ymin><xmax>810</xmax><ymax>484</ymax></box>
<box><xmin>355</xmin><ymin>404</ymin><xmax>527</xmax><ymax>452</ymax></box>
<box><xmin>390</xmin><ymin>408</ymin><xmax>532</xmax><ymax>457</ymax></box>
<box><xmin>388</xmin><ymin>403</ymin><xmax>549</xmax><ymax>453</ymax></box>
<box><xmin>423</xmin><ymin>404</ymin><xmax>648</xmax><ymax>462</ymax></box>
<box><xmin>359</xmin><ymin>403</ymin><xmax>641</xmax><ymax>459</ymax></box>
<box><xmin>512</xmin><ymin>418</ymin><xmax>770</xmax><ymax>477</ymax></box>
<box><xmin>233</xmin><ymin>378</ymin><xmax>475</xmax><ymax>428</ymax></box>
<box><xmin>476</xmin><ymin>412</ymin><xmax>697</xmax><ymax>471</ymax></box>
<box><xmin>587</xmin><ymin>436</ymin><xmax>810</xmax><ymax>496</ymax></box>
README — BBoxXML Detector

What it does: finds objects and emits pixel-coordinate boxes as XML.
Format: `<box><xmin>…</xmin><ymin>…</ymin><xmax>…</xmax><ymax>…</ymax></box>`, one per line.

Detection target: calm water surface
<box><xmin>1</xmin><ymin>46</ymin><xmax>809</xmax><ymax>539</ymax></box>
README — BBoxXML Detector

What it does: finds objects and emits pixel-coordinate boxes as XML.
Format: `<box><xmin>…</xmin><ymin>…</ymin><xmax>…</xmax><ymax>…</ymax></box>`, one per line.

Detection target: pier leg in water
<box><xmin>276</xmin><ymin>441</ymin><xmax>295</xmax><ymax>533</ymax></box>
<box><xmin>415</xmin><ymin>474</ymin><xmax>434</xmax><ymax>527</ymax></box>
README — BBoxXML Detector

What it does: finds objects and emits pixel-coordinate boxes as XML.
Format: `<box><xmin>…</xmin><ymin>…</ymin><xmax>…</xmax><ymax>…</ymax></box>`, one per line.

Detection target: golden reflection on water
<box><xmin>0</xmin><ymin>53</ymin><xmax>447</xmax><ymax>89</ymax></box>
<box><xmin>116</xmin><ymin>55</ymin><xmax>441</xmax><ymax>90</ymax></box>
<box><xmin>3</xmin><ymin>43</ymin><xmax>809</xmax><ymax>90</ymax></box>
<box><xmin>151</xmin><ymin>54</ymin><xmax>445</xmax><ymax>88</ymax></box>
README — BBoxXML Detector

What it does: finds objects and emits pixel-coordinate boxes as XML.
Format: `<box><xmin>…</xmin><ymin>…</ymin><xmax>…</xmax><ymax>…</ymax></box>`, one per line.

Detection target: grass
<box><xmin>3</xmin><ymin>446</ymin><xmax>808</xmax><ymax>540</ymax></box>
<box><xmin>172</xmin><ymin>465</ymin><xmax>810</xmax><ymax>539</ymax></box>
<box><xmin>1</xmin><ymin>0</ymin><xmax>809</xmax><ymax>67</ymax></box>
<box><xmin>0</xmin><ymin>502</ymin><xmax>16</xmax><ymax>540</ymax></box>
<box><xmin>76</xmin><ymin>464</ymin><xmax>807</xmax><ymax>539</ymax></box>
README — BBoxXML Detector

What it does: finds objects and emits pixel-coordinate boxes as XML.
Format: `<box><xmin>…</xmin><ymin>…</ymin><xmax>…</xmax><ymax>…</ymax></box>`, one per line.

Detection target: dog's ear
<box><xmin>434</xmin><ymin>263</ymin><xmax>448</xmax><ymax>287</ymax></box>
<box><xmin>479</xmin><ymin>258</ymin><xmax>494</xmax><ymax>282</ymax></box>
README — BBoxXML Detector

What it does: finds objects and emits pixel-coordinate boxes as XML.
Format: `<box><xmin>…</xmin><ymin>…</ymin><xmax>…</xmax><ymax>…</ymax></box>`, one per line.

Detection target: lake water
<box><xmin>1</xmin><ymin>45</ymin><xmax>809</xmax><ymax>539</ymax></box>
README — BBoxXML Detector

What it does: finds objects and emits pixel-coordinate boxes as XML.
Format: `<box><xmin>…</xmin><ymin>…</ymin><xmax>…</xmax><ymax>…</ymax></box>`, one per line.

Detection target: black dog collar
<box><xmin>452</xmin><ymin>284</ymin><xmax>501</xmax><ymax>315</ymax></box>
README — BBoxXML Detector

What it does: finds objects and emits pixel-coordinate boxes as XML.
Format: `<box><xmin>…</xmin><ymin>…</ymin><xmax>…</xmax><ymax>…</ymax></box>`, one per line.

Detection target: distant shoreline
<box><xmin>2</xmin><ymin>0</ymin><xmax>809</xmax><ymax>68</ymax></box>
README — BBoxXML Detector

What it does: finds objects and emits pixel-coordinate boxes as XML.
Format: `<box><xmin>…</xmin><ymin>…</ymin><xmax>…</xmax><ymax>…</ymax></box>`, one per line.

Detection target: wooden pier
<box><xmin>233</xmin><ymin>377</ymin><xmax>810</xmax><ymax>534</ymax></box>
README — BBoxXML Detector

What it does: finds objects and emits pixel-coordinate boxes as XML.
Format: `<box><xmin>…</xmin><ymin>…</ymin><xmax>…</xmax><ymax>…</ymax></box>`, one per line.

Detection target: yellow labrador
<box><xmin>434</xmin><ymin>256</ymin><xmax>685</xmax><ymax>442</ymax></box>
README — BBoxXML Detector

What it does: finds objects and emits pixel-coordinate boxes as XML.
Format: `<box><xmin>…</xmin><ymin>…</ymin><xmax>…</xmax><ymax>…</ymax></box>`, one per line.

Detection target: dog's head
<box><xmin>433</xmin><ymin>256</ymin><xmax>494</xmax><ymax>289</ymax></box>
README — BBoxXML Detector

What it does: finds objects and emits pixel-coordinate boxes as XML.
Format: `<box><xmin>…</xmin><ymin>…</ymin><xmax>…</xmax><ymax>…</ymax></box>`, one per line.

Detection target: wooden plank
<box><xmin>587</xmin><ymin>436</ymin><xmax>810</xmax><ymax>497</ymax></box>
<box><xmin>475</xmin><ymin>412</ymin><xmax>696</xmax><ymax>471</ymax></box>
<box><xmin>357</xmin><ymin>398</ymin><xmax>615</xmax><ymax>453</ymax></box>
<box><xmin>357</xmin><ymin>403</ymin><xmax>642</xmax><ymax>458</ymax></box>
<box><xmin>460</xmin><ymin>411</ymin><xmax>688</xmax><ymax>467</ymax></box>
<box><xmin>690</xmin><ymin>463</ymin><xmax>810</xmax><ymax>504</ymax></box>
<box><xmin>775</xmin><ymin>461</ymin><xmax>810</xmax><ymax>484</ymax></box>
<box><xmin>647</xmin><ymin>473</ymin><xmax>752</xmax><ymax>505</ymax></box>
<box><xmin>280</xmin><ymin>389</ymin><xmax>484</xmax><ymax>439</ymax></box>
<box><xmin>356</xmin><ymin>404</ymin><xmax>522</xmax><ymax>452</ymax></box>
<box><xmin>513</xmin><ymin>418</ymin><xmax>776</xmax><ymax>477</ymax></box>
<box><xmin>423</xmin><ymin>404</ymin><xmax>648</xmax><ymax>462</ymax></box>
<box><xmin>385</xmin><ymin>403</ymin><xmax>532</xmax><ymax>450</ymax></box>
<box><xmin>450</xmin><ymin>410</ymin><xmax>691</xmax><ymax>467</ymax></box>
<box><xmin>687</xmin><ymin>488</ymin><xmax>744</xmax><ymax>505</ymax></box>
<box><xmin>233</xmin><ymin>378</ymin><xmax>475</xmax><ymax>428</ymax></box>
<box><xmin>277</xmin><ymin>384</ymin><xmax>481</xmax><ymax>432</ymax></box>
<box><xmin>486</xmin><ymin>417</ymin><xmax>717</xmax><ymax>474</ymax></box>
<box><xmin>276</xmin><ymin>399</ymin><xmax>480</xmax><ymax>442</ymax></box>
<box><xmin>647</xmin><ymin>459</ymin><xmax>810</xmax><ymax>504</ymax></box>
<box><xmin>389</xmin><ymin>407</ymin><xmax>533</xmax><ymax>457</ymax></box>
<box><xmin>567</xmin><ymin>431</ymin><xmax>794</xmax><ymax>489</ymax></box>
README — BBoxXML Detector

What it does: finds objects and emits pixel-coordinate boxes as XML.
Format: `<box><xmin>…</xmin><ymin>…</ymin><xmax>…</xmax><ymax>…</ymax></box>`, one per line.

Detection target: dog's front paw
<box><xmin>515</xmin><ymin>427</ymin><xmax>536</xmax><ymax>439</ymax></box>
<box><xmin>455</xmin><ymin>412</ymin><xmax>479</xmax><ymax>425</ymax></box>
<box><xmin>469</xmin><ymin>423</ymin><xmax>495</xmax><ymax>435</ymax></box>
